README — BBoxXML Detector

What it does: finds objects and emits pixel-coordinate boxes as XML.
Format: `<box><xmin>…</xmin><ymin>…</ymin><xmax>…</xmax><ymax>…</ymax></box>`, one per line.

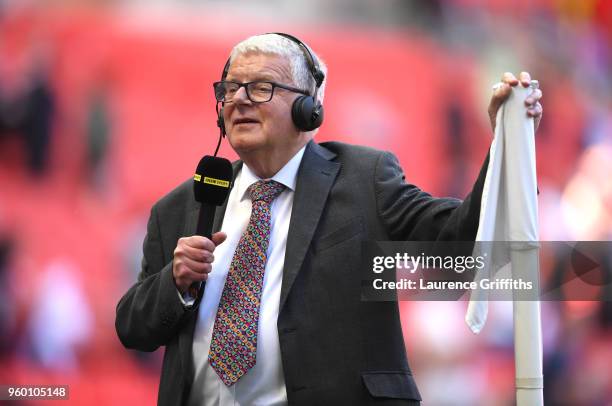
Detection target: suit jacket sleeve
<box><xmin>115</xmin><ymin>203</ymin><xmax>196</xmax><ymax>352</ymax></box>
<box><xmin>375</xmin><ymin>150</ymin><xmax>488</xmax><ymax>241</ymax></box>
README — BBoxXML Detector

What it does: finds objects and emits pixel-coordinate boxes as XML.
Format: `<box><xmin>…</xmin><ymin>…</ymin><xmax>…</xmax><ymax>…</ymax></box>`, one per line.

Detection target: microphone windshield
<box><xmin>193</xmin><ymin>156</ymin><xmax>233</xmax><ymax>206</ymax></box>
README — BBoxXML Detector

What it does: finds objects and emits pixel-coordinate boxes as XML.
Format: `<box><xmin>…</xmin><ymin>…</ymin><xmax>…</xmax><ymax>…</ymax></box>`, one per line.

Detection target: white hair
<box><xmin>229</xmin><ymin>33</ymin><xmax>327</xmax><ymax>103</ymax></box>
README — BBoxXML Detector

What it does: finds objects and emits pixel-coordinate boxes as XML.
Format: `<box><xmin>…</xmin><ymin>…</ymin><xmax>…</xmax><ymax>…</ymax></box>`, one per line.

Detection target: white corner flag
<box><xmin>465</xmin><ymin>82</ymin><xmax>543</xmax><ymax>405</ymax></box>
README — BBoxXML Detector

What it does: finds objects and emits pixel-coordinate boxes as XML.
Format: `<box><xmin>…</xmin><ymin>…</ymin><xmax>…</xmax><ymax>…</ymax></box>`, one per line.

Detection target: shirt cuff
<box><xmin>176</xmin><ymin>286</ymin><xmax>197</xmax><ymax>307</ymax></box>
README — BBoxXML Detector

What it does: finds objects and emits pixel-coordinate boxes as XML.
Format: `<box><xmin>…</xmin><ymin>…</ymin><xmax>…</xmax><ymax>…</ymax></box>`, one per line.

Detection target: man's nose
<box><xmin>233</xmin><ymin>86</ymin><xmax>251</xmax><ymax>104</ymax></box>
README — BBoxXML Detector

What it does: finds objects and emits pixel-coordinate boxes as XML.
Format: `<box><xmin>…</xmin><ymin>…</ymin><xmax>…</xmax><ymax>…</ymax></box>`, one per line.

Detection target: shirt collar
<box><xmin>236</xmin><ymin>145</ymin><xmax>306</xmax><ymax>202</ymax></box>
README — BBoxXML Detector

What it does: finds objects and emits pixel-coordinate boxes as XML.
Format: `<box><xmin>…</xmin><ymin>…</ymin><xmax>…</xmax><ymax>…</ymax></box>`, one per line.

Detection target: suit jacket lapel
<box><xmin>280</xmin><ymin>141</ymin><xmax>339</xmax><ymax>311</ymax></box>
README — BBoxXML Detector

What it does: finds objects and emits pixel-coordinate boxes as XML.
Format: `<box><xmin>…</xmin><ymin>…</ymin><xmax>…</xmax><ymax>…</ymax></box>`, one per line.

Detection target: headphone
<box><xmin>216</xmin><ymin>32</ymin><xmax>325</xmax><ymax>136</ymax></box>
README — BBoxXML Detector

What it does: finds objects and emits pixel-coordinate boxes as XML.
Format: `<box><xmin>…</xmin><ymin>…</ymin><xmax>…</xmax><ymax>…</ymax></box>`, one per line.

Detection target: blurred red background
<box><xmin>1</xmin><ymin>1</ymin><xmax>611</xmax><ymax>405</ymax></box>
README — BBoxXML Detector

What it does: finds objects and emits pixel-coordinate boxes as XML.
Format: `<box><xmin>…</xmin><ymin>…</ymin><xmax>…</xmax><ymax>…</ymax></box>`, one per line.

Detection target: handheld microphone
<box><xmin>193</xmin><ymin>155</ymin><xmax>233</xmax><ymax>237</ymax></box>
<box><xmin>189</xmin><ymin>155</ymin><xmax>233</xmax><ymax>298</ymax></box>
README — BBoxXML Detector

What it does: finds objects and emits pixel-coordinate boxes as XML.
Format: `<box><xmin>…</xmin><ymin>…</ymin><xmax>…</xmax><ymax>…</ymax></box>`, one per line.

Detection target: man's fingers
<box><xmin>493</xmin><ymin>82</ymin><xmax>512</xmax><ymax>99</ymax></box>
<box><xmin>519</xmin><ymin>71</ymin><xmax>532</xmax><ymax>87</ymax></box>
<box><xmin>212</xmin><ymin>232</ymin><xmax>227</xmax><ymax>247</ymax></box>
<box><xmin>490</xmin><ymin>71</ymin><xmax>542</xmax><ymax>133</ymax></box>
<box><xmin>502</xmin><ymin>72</ymin><xmax>519</xmax><ymax>86</ymax></box>
<box><xmin>525</xmin><ymin>88</ymin><xmax>542</xmax><ymax>106</ymax></box>
<box><xmin>178</xmin><ymin>235</ymin><xmax>216</xmax><ymax>252</ymax></box>
<box><xmin>489</xmin><ymin>83</ymin><xmax>512</xmax><ymax>114</ymax></box>
<box><xmin>172</xmin><ymin>232</ymin><xmax>224</xmax><ymax>291</ymax></box>
<box><xmin>527</xmin><ymin>103</ymin><xmax>543</xmax><ymax>118</ymax></box>
<box><xmin>178</xmin><ymin>256</ymin><xmax>212</xmax><ymax>274</ymax></box>
<box><xmin>177</xmin><ymin>244</ymin><xmax>214</xmax><ymax>263</ymax></box>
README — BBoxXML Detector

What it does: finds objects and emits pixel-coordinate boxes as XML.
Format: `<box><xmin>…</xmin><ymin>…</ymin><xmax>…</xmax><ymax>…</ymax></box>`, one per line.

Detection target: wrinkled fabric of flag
<box><xmin>465</xmin><ymin>83</ymin><xmax>540</xmax><ymax>334</ymax></box>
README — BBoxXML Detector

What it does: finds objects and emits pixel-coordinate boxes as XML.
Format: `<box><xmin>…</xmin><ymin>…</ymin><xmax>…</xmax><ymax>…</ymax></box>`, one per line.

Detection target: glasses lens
<box><xmin>214</xmin><ymin>82</ymin><xmax>239</xmax><ymax>102</ymax></box>
<box><xmin>247</xmin><ymin>82</ymin><xmax>274</xmax><ymax>102</ymax></box>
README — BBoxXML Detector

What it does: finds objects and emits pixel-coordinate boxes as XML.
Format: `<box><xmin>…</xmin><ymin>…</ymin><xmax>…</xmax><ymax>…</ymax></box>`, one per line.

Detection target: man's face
<box><xmin>222</xmin><ymin>52</ymin><xmax>302</xmax><ymax>158</ymax></box>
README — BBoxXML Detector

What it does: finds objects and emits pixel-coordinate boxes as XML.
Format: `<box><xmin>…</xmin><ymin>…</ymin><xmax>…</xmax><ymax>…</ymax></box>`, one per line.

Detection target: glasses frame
<box><xmin>213</xmin><ymin>80</ymin><xmax>309</xmax><ymax>103</ymax></box>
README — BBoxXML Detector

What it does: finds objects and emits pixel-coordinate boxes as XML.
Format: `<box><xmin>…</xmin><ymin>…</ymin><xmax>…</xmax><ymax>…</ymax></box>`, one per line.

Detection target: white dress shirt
<box><xmin>187</xmin><ymin>146</ymin><xmax>305</xmax><ymax>406</ymax></box>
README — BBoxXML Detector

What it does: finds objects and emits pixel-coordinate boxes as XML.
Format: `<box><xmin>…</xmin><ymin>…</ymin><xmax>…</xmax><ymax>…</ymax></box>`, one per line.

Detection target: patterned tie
<box><xmin>209</xmin><ymin>179</ymin><xmax>285</xmax><ymax>386</ymax></box>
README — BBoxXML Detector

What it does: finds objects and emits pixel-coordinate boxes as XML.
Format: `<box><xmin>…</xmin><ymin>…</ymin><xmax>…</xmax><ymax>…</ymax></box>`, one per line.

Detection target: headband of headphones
<box><xmin>220</xmin><ymin>32</ymin><xmax>325</xmax><ymax>93</ymax></box>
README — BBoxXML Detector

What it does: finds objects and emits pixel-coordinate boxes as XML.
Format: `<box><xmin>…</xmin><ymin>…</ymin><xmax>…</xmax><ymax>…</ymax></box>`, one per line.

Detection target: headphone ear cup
<box><xmin>217</xmin><ymin>107</ymin><xmax>226</xmax><ymax>136</ymax></box>
<box><xmin>292</xmin><ymin>95</ymin><xmax>324</xmax><ymax>131</ymax></box>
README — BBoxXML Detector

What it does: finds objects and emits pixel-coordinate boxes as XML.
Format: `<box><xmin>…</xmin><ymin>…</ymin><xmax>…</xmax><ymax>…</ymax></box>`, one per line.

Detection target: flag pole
<box><xmin>512</xmin><ymin>248</ymin><xmax>543</xmax><ymax>405</ymax></box>
<box><xmin>506</xmin><ymin>82</ymin><xmax>543</xmax><ymax>406</ymax></box>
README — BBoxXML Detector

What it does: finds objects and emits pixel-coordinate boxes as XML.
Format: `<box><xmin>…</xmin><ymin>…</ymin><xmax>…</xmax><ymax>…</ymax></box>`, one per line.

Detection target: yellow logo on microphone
<box><xmin>194</xmin><ymin>174</ymin><xmax>230</xmax><ymax>188</ymax></box>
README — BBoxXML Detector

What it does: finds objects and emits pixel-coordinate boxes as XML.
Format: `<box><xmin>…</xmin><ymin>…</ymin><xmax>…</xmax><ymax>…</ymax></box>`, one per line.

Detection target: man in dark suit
<box><xmin>115</xmin><ymin>33</ymin><xmax>542</xmax><ymax>405</ymax></box>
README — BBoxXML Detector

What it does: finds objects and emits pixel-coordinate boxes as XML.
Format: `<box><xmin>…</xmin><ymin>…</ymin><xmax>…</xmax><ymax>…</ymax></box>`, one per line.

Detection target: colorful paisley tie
<box><xmin>208</xmin><ymin>179</ymin><xmax>285</xmax><ymax>386</ymax></box>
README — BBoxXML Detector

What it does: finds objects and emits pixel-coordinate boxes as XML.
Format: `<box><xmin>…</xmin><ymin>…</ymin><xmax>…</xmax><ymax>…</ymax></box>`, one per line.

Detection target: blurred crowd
<box><xmin>0</xmin><ymin>1</ymin><xmax>610</xmax><ymax>405</ymax></box>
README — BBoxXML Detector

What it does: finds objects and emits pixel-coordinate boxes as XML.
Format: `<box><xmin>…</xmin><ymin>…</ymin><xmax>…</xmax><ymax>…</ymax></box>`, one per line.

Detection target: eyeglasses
<box><xmin>213</xmin><ymin>80</ymin><xmax>309</xmax><ymax>103</ymax></box>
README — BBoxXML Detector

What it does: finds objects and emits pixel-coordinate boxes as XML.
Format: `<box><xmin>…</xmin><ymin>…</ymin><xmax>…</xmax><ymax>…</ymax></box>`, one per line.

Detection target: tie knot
<box><xmin>247</xmin><ymin>180</ymin><xmax>285</xmax><ymax>204</ymax></box>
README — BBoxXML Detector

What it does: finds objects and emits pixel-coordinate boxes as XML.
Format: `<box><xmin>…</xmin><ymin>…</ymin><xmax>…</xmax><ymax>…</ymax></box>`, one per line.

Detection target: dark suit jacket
<box><xmin>115</xmin><ymin>140</ymin><xmax>488</xmax><ymax>406</ymax></box>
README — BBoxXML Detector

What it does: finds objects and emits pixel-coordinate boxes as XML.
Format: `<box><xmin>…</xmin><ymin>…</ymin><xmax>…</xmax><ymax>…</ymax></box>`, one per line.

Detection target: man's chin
<box><xmin>227</xmin><ymin>134</ymin><xmax>264</xmax><ymax>153</ymax></box>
